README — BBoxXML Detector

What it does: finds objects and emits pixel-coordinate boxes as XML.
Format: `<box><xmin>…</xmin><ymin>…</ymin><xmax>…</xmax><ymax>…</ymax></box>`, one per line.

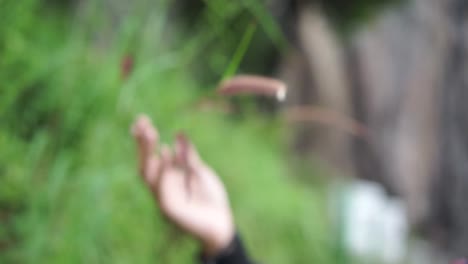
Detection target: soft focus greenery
<box><xmin>0</xmin><ymin>0</ymin><xmax>334</xmax><ymax>263</ymax></box>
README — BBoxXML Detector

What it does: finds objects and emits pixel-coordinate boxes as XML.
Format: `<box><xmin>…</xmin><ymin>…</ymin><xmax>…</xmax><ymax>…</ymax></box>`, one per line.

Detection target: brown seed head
<box><xmin>217</xmin><ymin>75</ymin><xmax>287</xmax><ymax>101</ymax></box>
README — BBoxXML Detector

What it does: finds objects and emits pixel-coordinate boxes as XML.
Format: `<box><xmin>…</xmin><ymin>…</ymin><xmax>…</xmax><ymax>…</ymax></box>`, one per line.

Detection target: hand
<box><xmin>131</xmin><ymin>115</ymin><xmax>235</xmax><ymax>256</ymax></box>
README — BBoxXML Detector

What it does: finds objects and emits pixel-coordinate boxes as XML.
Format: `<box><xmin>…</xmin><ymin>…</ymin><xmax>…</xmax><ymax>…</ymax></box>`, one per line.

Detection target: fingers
<box><xmin>159</xmin><ymin>144</ymin><xmax>173</xmax><ymax>171</ymax></box>
<box><xmin>131</xmin><ymin>114</ymin><xmax>158</xmax><ymax>160</ymax></box>
<box><xmin>131</xmin><ymin>117</ymin><xmax>211</xmax><ymax>197</ymax></box>
<box><xmin>174</xmin><ymin>133</ymin><xmax>189</xmax><ymax>170</ymax></box>
<box><xmin>173</xmin><ymin>132</ymin><xmax>222</xmax><ymax>191</ymax></box>
<box><xmin>131</xmin><ymin>114</ymin><xmax>160</xmax><ymax>184</ymax></box>
<box><xmin>174</xmin><ymin>132</ymin><xmax>204</xmax><ymax>174</ymax></box>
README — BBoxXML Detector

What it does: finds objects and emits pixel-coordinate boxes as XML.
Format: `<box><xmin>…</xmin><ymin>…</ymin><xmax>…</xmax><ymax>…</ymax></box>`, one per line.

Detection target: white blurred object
<box><xmin>343</xmin><ymin>180</ymin><xmax>409</xmax><ymax>263</ymax></box>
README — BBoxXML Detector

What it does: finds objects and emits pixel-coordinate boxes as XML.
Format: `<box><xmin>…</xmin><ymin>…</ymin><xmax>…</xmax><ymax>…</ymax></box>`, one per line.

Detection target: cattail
<box><xmin>217</xmin><ymin>75</ymin><xmax>287</xmax><ymax>102</ymax></box>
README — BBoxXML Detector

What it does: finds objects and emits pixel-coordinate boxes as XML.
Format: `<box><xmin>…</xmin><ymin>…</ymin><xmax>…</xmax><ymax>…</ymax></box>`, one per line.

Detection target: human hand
<box><xmin>131</xmin><ymin>115</ymin><xmax>235</xmax><ymax>257</ymax></box>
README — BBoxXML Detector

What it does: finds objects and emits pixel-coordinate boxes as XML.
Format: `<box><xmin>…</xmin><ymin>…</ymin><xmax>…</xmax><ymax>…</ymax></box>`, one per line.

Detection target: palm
<box><xmin>158</xmin><ymin>164</ymin><xmax>232</xmax><ymax>243</ymax></box>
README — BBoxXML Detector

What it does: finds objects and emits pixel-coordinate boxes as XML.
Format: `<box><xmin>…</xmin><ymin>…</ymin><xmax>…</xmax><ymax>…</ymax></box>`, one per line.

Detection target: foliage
<box><xmin>0</xmin><ymin>0</ymin><xmax>333</xmax><ymax>263</ymax></box>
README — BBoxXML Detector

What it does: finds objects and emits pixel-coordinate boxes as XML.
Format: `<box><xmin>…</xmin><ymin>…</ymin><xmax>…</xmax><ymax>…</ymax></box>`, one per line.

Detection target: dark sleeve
<box><xmin>199</xmin><ymin>233</ymin><xmax>254</xmax><ymax>264</ymax></box>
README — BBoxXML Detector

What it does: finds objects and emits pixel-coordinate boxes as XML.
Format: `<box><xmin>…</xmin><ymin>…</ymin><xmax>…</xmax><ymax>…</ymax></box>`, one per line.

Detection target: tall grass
<box><xmin>0</xmin><ymin>1</ymin><xmax>333</xmax><ymax>263</ymax></box>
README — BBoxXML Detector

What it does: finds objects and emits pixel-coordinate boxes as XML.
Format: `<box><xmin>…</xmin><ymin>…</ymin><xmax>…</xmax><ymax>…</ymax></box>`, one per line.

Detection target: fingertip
<box><xmin>180</xmin><ymin>135</ymin><xmax>204</xmax><ymax>169</ymax></box>
<box><xmin>133</xmin><ymin>114</ymin><xmax>159</xmax><ymax>145</ymax></box>
<box><xmin>136</xmin><ymin>113</ymin><xmax>151</xmax><ymax>124</ymax></box>
<box><xmin>132</xmin><ymin>114</ymin><xmax>148</xmax><ymax>136</ymax></box>
<box><xmin>135</xmin><ymin>114</ymin><xmax>153</xmax><ymax>131</ymax></box>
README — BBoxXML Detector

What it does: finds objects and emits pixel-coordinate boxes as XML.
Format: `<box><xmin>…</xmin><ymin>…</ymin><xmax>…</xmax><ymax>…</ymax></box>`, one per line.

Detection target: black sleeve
<box><xmin>199</xmin><ymin>233</ymin><xmax>254</xmax><ymax>264</ymax></box>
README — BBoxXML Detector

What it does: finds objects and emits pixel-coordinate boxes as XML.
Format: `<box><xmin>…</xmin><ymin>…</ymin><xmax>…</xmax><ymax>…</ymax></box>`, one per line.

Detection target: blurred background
<box><xmin>1</xmin><ymin>0</ymin><xmax>467</xmax><ymax>263</ymax></box>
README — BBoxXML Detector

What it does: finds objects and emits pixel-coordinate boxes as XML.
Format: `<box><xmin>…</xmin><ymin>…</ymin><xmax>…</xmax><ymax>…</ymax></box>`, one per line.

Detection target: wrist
<box><xmin>202</xmin><ymin>221</ymin><xmax>235</xmax><ymax>257</ymax></box>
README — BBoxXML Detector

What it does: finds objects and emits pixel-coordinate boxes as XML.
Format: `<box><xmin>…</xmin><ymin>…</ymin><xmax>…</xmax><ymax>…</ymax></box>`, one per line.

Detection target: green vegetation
<box><xmin>0</xmin><ymin>0</ymin><xmax>334</xmax><ymax>263</ymax></box>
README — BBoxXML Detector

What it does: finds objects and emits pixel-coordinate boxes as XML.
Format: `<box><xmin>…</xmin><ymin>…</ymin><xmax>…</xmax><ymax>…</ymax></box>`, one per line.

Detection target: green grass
<box><xmin>0</xmin><ymin>1</ymin><xmax>334</xmax><ymax>263</ymax></box>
